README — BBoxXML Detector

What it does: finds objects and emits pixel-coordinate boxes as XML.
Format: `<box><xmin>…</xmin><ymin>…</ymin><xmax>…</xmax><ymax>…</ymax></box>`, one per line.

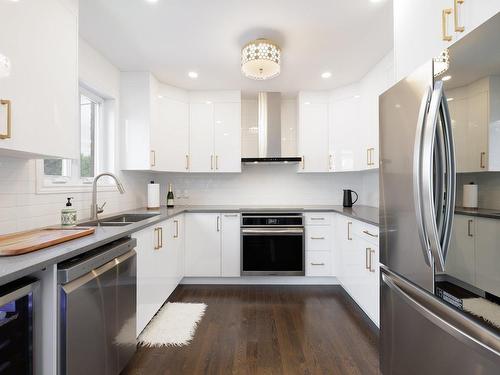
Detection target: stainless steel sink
<box><xmin>79</xmin><ymin>213</ymin><xmax>159</xmax><ymax>227</ymax></box>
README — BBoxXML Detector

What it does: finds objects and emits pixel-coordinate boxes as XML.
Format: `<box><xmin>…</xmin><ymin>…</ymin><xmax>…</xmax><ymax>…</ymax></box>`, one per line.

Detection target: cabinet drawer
<box><xmin>306</xmin><ymin>251</ymin><xmax>332</xmax><ymax>276</ymax></box>
<box><xmin>305</xmin><ymin>213</ymin><xmax>333</xmax><ymax>225</ymax></box>
<box><xmin>305</xmin><ymin>226</ymin><xmax>331</xmax><ymax>251</ymax></box>
<box><xmin>353</xmin><ymin>220</ymin><xmax>379</xmax><ymax>245</ymax></box>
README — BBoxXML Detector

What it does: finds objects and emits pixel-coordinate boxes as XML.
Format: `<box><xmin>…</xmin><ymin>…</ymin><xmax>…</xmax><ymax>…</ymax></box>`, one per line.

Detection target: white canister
<box><xmin>463</xmin><ymin>182</ymin><xmax>478</xmax><ymax>208</ymax></box>
<box><xmin>147</xmin><ymin>181</ymin><xmax>160</xmax><ymax>209</ymax></box>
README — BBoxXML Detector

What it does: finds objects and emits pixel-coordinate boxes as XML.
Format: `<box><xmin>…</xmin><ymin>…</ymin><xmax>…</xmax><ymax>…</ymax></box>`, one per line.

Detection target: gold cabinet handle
<box><xmin>365</xmin><ymin>248</ymin><xmax>370</xmax><ymax>270</ymax></box>
<box><xmin>154</xmin><ymin>228</ymin><xmax>160</xmax><ymax>250</ymax></box>
<box><xmin>185</xmin><ymin>155</ymin><xmax>189</xmax><ymax>170</ymax></box>
<box><xmin>0</xmin><ymin>99</ymin><xmax>11</xmax><ymax>140</ymax></box>
<box><xmin>211</xmin><ymin>155</ymin><xmax>214</xmax><ymax>170</ymax></box>
<box><xmin>174</xmin><ymin>220</ymin><xmax>179</xmax><ymax>238</ymax></box>
<box><xmin>310</xmin><ymin>237</ymin><xmax>325</xmax><ymax>240</ymax></box>
<box><xmin>159</xmin><ymin>227</ymin><xmax>163</xmax><ymax>248</ymax></box>
<box><xmin>363</xmin><ymin>230</ymin><xmax>379</xmax><ymax>238</ymax></box>
<box><xmin>369</xmin><ymin>249</ymin><xmax>376</xmax><ymax>273</ymax></box>
<box><xmin>216</xmin><ymin>215</ymin><xmax>220</xmax><ymax>232</ymax></box>
<box><xmin>302</xmin><ymin>155</ymin><xmax>305</xmax><ymax>170</ymax></box>
<box><xmin>329</xmin><ymin>154</ymin><xmax>333</xmax><ymax>170</ymax></box>
<box><xmin>367</xmin><ymin>148</ymin><xmax>370</xmax><ymax>166</ymax></box>
<box><xmin>480</xmin><ymin>152</ymin><xmax>486</xmax><ymax>169</ymax></box>
<box><xmin>454</xmin><ymin>0</ymin><xmax>465</xmax><ymax>32</ymax></box>
<box><xmin>215</xmin><ymin>155</ymin><xmax>219</xmax><ymax>170</ymax></box>
<box><xmin>442</xmin><ymin>8</ymin><xmax>453</xmax><ymax>41</ymax></box>
<box><xmin>310</xmin><ymin>217</ymin><xmax>325</xmax><ymax>221</ymax></box>
<box><xmin>311</xmin><ymin>263</ymin><xmax>325</xmax><ymax>266</ymax></box>
<box><xmin>150</xmin><ymin>150</ymin><xmax>156</xmax><ymax>167</ymax></box>
<box><xmin>347</xmin><ymin>221</ymin><xmax>352</xmax><ymax>241</ymax></box>
<box><xmin>467</xmin><ymin>219</ymin><xmax>473</xmax><ymax>237</ymax></box>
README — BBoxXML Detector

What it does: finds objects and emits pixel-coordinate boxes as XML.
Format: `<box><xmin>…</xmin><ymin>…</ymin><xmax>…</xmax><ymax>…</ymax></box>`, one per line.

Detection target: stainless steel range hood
<box><xmin>241</xmin><ymin>92</ymin><xmax>302</xmax><ymax>163</ymax></box>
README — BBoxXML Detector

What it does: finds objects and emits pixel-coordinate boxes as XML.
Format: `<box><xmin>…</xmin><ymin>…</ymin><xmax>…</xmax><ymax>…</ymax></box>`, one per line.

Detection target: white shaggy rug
<box><xmin>463</xmin><ymin>298</ymin><xmax>500</xmax><ymax>329</ymax></box>
<box><xmin>138</xmin><ymin>302</ymin><xmax>207</xmax><ymax>347</ymax></box>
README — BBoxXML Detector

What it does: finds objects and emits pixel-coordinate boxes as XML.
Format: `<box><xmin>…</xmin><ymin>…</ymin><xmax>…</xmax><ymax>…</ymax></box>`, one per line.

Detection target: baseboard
<box><xmin>180</xmin><ymin>276</ymin><xmax>340</xmax><ymax>285</ymax></box>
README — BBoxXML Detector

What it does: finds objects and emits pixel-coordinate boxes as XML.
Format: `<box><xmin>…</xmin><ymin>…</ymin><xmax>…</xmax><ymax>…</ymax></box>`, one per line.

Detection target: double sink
<box><xmin>80</xmin><ymin>213</ymin><xmax>159</xmax><ymax>227</ymax></box>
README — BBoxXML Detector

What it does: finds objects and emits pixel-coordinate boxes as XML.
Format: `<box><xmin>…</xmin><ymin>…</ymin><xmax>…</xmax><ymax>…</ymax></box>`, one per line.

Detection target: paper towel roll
<box><xmin>147</xmin><ymin>182</ymin><xmax>160</xmax><ymax>209</ymax></box>
<box><xmin>463</xmin><ymin>183</ymin><xmax>478</xmax><ymax>208</ymax></box>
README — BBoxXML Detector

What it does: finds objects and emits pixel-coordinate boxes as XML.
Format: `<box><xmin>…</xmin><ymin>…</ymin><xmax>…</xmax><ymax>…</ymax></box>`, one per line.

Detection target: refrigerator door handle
<box><xmin>413</xmin><ymin>85</ymin><xmax>433</xmax><ymax>267</ymax></box>
<box><xmin>382</xmin><ymin>268</ymin><xmax>500</xmax><ymax>362</ymax></box>
<box><xmin>420</xmin><ymin>81</ymin><xmax>452</xmax><ymax>272</ymax></box>
<box><xmin>439</xmin><ymin>90</ymin><xmax>456</xmax><ymax>262</ymax></box>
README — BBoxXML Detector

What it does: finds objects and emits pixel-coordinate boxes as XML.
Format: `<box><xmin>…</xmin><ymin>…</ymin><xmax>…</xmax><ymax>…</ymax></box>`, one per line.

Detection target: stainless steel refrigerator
<box><xmin>379</xmin><ymin>12</ymin><xmax>500</xmax><ymax>375</ymax></box>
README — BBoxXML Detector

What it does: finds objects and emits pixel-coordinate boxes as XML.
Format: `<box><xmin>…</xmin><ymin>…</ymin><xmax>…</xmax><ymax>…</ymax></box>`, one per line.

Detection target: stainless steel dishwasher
<box><xmin>58</xmin><ymin>237</ymin><xmax>137</xmax><ymax>375</ymax></box>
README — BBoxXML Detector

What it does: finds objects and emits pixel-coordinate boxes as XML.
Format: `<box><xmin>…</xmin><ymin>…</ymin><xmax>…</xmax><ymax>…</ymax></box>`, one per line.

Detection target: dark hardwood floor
<box><xmin>122</xmin><ymin>285</ymin><xmax>380</xmax><ymax>375</ymax></box>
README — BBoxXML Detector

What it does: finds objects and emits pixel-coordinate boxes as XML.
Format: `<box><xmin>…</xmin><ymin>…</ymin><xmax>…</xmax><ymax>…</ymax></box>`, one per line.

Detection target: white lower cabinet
<box><xmin>133</xmin><ymin>215</ymin><xmax>185</xmax><ymax>336</ymax></box>
<box><xmin>185</xmin><ymin>212</ymin><xmax>241</xmax><ymax>277</ymax></box>
<box><xmin>305</xmin><ymin>213</ymin><xmax>335</xmax><ymax>276</ymax></box>
<box><xmin>221</xmin><ymin>213</ymin><xmax>241</xmax><ymax>277</ymax></box>
<box><xmin>336</xmin><ymin>215</ymin><xmax>379</xmax><ymax>326</ymax></box>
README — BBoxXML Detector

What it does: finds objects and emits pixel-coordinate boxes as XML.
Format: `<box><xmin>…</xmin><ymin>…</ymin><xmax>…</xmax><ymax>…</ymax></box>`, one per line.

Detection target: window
<box><xmin>37</xmin><ymin>86</ymin><xmax>114</xmax><ymax>191</ymax></box>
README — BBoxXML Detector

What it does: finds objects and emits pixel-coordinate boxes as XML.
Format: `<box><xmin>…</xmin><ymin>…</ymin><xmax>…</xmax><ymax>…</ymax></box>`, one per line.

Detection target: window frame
<box><xmin>36</xmin><ymin>86</ymin><xmax>116</xmax><ymax>194</ymax></box>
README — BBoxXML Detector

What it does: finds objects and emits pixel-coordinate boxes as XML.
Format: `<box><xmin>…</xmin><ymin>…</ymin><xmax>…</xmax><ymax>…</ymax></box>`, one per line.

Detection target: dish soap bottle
<box><xmin>167</xmin><ymin>184</ymin><xmax>175</xmax><ymax>208</ymax></box>
<box><xmin>61</xmin><ymin>197</ymin><xmax>77</xmax><ymax>227</ymax></box>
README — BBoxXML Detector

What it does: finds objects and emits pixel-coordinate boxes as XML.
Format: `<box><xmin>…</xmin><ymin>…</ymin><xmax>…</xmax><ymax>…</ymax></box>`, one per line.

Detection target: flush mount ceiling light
<box><xmin>241</xmin><ymin>38</ymin><xmax>281</xmax><ymax>80</ymax></box>
<box><xmin>433</xmin><ymin>49</ymin><xmax>450</xmax><ymax>78</ymax></box>
<box><xmin>188</xmin><ymin>71</ymin><xmax>198</xmax><ymax>79</ymax></box>
<box><xmin>321</xmin><ymin>71</ymin><xmax>332</xmax><ymax>79</ymax></box>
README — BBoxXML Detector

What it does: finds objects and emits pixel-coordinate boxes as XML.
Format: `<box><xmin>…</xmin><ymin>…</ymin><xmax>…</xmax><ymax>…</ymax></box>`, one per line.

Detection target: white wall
<box><xmin>0</xmin><ymin>37</ymin><xmax>148</xmax><ymax>235</ymax></box>
<box><xmin>152</xmin><ymin>165</ymin><xmax>377</xmax><ymax>207</ymax></box>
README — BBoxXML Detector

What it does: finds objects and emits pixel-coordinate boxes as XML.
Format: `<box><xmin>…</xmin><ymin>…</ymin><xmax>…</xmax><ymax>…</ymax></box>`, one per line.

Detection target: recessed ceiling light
<box><xmin>447</xmin><ymin>97</ymin><xmax>454</xmax><ymax>102</ymax></box>
<box><xmin>304</xmin><ymin>102</ymin><xmax>311</xmax><ymax>105</ymax></box>
<box><xmin>321</xmin><ymin>71</ymin><xmax>332</xmax><ymax>79</ymax></box>
<box><xmin>442</xmin><ymin>75</ymin><xmax>452</xmax><ymax>81</ymax></box>
<box><xmin>188</xmin><ymin>71</ymin><xmax>198</xmax><ymax>79</ymax></box>
<box><xmin>370</xmin><ymin>0</ymin><xmax>386</xmax><ymax>3</ymax></box>
<box><xmin>145</xmin><ymin>0</ymin><xmax>159</xmax><ymax>3</ymax></box>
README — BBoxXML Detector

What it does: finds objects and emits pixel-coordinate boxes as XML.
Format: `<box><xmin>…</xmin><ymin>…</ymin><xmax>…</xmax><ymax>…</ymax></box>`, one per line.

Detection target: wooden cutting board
<box><xmin>0</xmin><ymin>227</ymin><xmax>96</xmax><ymax>256</ymax></box>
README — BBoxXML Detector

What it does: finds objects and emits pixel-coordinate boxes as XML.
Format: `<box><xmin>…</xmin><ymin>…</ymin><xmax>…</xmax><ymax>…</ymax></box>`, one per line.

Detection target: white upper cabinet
<box><xmin>448</xmin><ymin>76</ymin><xmax>500</xmax><ymax>172</ymax></box>
<box><xmin>329</xmin><ymin>85</ymin><xmax>362</xmax><ymax>172</ymax></box>
<box><xmin>121</xmin><ymin>72</ymin><xmax>189</xmax><ymax>171</ymax></box>
<box><xmin>214</xmin><ymin>102</ymin><xmax>241</xmax><ymax>173</ymax></box>
<box><xmin>0</xmin><ymin>0</ymin><xmax>78</xmax><ymax>159</ymax></box>
<box><xmin>297</xmin><ymin>92</ymin><xmax>330</xmax><ymax>172</ymax></box>
<box><xmin>189</xmin><ymin>91</ymin><xmax>241</xmax><ymax>173</ymax></box>
<box><xmin>394</xmin><ymin>0</ymin><xmax>500</xmax><ymax>80</ymax></box>
<box><xmin>189</xmin><ymin>101</ymin><xmax>214</xmax><ymax>172</ymax></box>
<box><xmin>156</xmin><ymin>94</ymin><xmax>189</xmax><ymax>172</ymax></box>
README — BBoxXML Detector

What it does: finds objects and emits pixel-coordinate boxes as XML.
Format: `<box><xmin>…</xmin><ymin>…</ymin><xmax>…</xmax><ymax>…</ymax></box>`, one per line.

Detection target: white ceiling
<box><xmin>79</xmin><ymin>0</ymin><xmax>393</xmax><ymax>95</ymax></box>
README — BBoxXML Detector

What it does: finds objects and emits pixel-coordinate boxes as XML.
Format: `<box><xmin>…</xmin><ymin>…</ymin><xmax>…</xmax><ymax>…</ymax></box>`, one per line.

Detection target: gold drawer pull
<box><xmin>185</xmin><ymin>155</ymin><xmax>189</xmax><ymax>170</ymax></box>
<box><xmin>442</xmin><ymin>8</ymin><xmax>453</xmax><ymax>42</ymax></box>
<box><xmin>0</xmin><ymin>99</ymin><xmax>11</xmax><ymax>140</ymax></box>
<box><xmin>480</xmin><ymin>152</ymin><xmax>486</xmax><ymax>169</ymax></box>
<box><xmin>454</xmin><ymin>0</ymin><xmax>465</xmax><ymax>32</ymax></box>
<box><xmin>150</xmin><ymin>150</ymin><xmax>156</xmax><ymax>167</ymax></box>
<box><xmin>363</xmin><ymin>230</ymin><xmax>379</xmax><ymax>238</ymax></box>
<box><xmin>310</xmin><ymin>237</ymin><xmax>325</xmax><ymax>240</ymax></box>
<box><xmin>311</xmin><ymin>263</ymin><xmax>325</xmax><ymax>266</ymax></box>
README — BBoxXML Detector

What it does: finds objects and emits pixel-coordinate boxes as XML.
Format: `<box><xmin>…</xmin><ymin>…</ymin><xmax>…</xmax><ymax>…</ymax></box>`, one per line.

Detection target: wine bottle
<box><xmin>167</xmin><ymin>183</ymin><xmax>174</xmax><ymax>208</ymax></box>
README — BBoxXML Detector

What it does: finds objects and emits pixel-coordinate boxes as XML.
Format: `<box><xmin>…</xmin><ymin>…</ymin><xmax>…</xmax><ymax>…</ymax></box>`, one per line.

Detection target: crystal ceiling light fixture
<box><xmin>241</xmin><ymin>38</ymin><xmax>281</xmax><ymax>80</ymax></box>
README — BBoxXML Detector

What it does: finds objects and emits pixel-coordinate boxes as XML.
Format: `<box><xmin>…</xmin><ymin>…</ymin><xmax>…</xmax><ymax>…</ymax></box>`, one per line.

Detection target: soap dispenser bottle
<box><xmin>61</xmin><ymin>197</ymin><xmax>77</xmax><ymax>227</ymax></box>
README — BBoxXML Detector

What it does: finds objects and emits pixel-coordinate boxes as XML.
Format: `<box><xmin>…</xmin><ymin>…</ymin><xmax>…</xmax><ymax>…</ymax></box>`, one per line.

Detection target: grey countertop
<box><xmin>0</xmin><ymin>204</ymin><xmax>378</xmax><ymax>286</ymax></box>
<box><xmin>455</xmin><ymin>207</ymin><xmax>500</xmax><ymax>220</ymax></box>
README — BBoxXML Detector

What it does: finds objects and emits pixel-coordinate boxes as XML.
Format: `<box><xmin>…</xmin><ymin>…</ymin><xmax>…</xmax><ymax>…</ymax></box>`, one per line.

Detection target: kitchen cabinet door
<box><xmin>462</xmin><ymin>1</ymin><xmax>500</xmax><ymax>38</ymax></box>
<box><xmin>446</xmin><ymin>215</ymin><xmax>475</xmax><ymax>285</ymax></box>
<box><xmin>189</xmin><ymin>102</ymin><xmax>215</xmax><ymax>172</ymax></box>
<box><xmin>393</xmin><ymin>0</ymin><xmax>451</xmax><ymax>80</ymax></box>
<box><xmin>185</xmin><ymin>213</ymin><xmax>221</xmax><ymax>276</ymax></box>
<box><xmin>467</xmin><ymin>89</ymin><xmax>489</xmax><ymax>171</ymax></box>
<box><xmin>133</xmin><ymin>225</ymin><xmax>164</xmax><ymax>336</ymax></box>
<box><xmin>329</xmin><ymin>92</ymin><xmax>362</xmax><ymax>172</ymax></box>
<box><xmin>0</xmin><ymin>0</ymin><xmax>78</xmax><ymax>159</ymax></box>
<box><xmin>221</xmin><ymin>213</ymin><xmax>241</xmax><ymax>277</ymax></box>
<box><xmin>298</xmin><ymin>94</ymin><xmax>330</xmax><ymax>172</ymax></box>
<box><xmin>156</xmin><ymin>98</ymin><xmax>190</xmax><ymax>172</ymax></box>
<box><xmin>214</xmin><ymin>102</ymin><xmax>241</xmax><ymax>173</ymax></box>
<box><xmin>358</xmin><ymin>240</ymin><xmax>379</xmax><ymax>326</ymax></box>
<box><xmin>475</xmin><ymin>217</ymin><xmax>500</xmax><ymax>297</ymax></box>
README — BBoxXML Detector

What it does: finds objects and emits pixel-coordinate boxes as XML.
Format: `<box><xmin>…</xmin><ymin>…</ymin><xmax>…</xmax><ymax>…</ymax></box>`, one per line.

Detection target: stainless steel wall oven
<box><xmin>241</xmin><ymin>213</ymin><xmax>304</xmax><ymax>276</ymax></box>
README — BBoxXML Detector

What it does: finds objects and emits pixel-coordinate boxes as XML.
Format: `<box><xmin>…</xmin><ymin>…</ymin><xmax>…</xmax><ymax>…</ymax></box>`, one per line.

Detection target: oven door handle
<box><xmin>241</xmin><ymin>228</ymin><xmax>304</xmax><ymax>235</ymax></box>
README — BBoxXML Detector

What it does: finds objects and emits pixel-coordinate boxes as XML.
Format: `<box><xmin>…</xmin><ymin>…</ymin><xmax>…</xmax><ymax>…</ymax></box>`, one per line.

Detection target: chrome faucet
<box><xmin>91</xmin><ymin>172</ymin><xmax>126</xmax><ymax>220</ymax></box>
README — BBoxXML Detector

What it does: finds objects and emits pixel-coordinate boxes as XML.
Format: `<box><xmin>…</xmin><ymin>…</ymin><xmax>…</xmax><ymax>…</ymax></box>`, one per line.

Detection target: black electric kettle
<box><xmin>343</xmin><ymin>189</ymin><xmax>358</xmax><ymax>208</ymax></box>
